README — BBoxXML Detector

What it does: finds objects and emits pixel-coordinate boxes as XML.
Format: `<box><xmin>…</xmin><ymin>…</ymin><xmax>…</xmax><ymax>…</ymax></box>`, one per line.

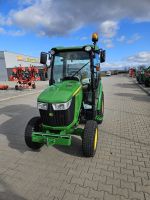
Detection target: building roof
<box><xmin>0</xmin><ymin>50</ymin><xmax>39</xmax><ymax>59</ymax></box>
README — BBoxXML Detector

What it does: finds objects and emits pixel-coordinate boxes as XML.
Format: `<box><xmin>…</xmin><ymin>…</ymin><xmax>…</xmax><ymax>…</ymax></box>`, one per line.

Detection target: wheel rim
<box><xmin>94</xmin><ymin>128</ymin><xmax>98</xmax><ymax>150</ymax></box>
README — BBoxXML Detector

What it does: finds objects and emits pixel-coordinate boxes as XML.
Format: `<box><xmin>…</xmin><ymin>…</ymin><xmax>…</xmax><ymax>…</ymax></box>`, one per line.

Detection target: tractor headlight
<box><xmin>37</xmin><ymin>102</ymin><xmax>48</xmax><ymax>110</ymax></box>
<box><xmin>52</xmin><ymin>99</ymin><xmax>72</xmax><ymax>110</ymax></box>
<box><xmin>85</xmin><ymin>46</ymin><xmax>92</xmax><ymax>51</ymax></box>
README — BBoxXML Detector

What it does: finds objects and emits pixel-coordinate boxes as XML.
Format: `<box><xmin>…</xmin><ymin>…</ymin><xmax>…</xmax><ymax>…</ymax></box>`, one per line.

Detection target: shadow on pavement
<box><xmin>114</xmin><ymin>78</ymin><xmax>150</xmax><ymax>95</ymax></box>
<box><xmin>0</xmin><ymin>104</ymin><xmax>84</xmax><ymax>156</ymax></box>
<box><xmin>0</xmin><ymin>104</ymin><xmax>39</xmax><ymax>153</ymax></box>
<box><xmin>0</xmin><ymin>179</ymin><xmax>26</xmax><ymax>200</ymax></box>
<box><xmin>114</xmin><ymin>82</ymin><xmax>138</xmax><ymax>89</ymax></box>
<box><xmin>114</xmin><ymin>92</ymin><xmax>150</xmax><ymax>102</ymax></box>
<box><xmin>54</xmin><ymin>136</ymin><xmax>83</xmax><ymax>157</ymax></box>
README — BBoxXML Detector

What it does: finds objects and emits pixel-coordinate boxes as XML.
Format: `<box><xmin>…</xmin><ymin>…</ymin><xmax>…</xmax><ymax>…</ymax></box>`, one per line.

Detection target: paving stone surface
<box><xmin>0</xmin><ymin>74</ymin><xmax>150</xmax><ymax>200</ymax></box>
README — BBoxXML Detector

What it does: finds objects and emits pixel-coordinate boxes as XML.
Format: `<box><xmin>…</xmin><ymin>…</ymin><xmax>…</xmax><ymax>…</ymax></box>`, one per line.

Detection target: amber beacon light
<box><xmin>92</xmin><ymin>33</ymin><xmax>99</xmax><ymax>43</ymax></box>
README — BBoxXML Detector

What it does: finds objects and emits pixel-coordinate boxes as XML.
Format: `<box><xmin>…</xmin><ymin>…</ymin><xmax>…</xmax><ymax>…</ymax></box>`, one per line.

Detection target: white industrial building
<box><xmin>0</xmin><ymin>51</ymin><xmax>43</xmax><ymax>81</ymax></box>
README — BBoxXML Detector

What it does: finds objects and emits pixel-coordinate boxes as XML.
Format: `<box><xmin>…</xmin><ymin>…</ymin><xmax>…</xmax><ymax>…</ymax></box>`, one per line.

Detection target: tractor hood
<box><xmin>38</xmin><ymin>80</ymin><xmax>81</xmax><ymax>103</ymax></box>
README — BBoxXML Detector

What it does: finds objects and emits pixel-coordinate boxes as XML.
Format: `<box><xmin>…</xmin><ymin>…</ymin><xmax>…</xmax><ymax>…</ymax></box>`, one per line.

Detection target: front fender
<box><xmin>96</xmin><ymin>80</ymin><xmax>103</xmax><ymax>111</ymax></box>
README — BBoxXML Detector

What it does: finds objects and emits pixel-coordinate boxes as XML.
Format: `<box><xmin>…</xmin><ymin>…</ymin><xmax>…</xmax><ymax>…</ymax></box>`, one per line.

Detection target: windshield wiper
<box><xmin>71</xmin><ymin>62</ymin><xmax>90</xmax><ymax>77</ymax></box>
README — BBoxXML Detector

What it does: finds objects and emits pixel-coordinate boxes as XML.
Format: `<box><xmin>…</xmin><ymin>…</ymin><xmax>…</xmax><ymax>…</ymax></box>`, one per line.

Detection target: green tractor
<box><xmin>25</xmin><ymin>33</ymin><xmax>106</xmax><ymax>157</ymax></box>
<box><xmin>136</xmin><ymin>65</ymin><xmax>146</xmax><ymax>84</ymax></box>
<box><xmin>143</xmin><ymin>66</ymin><xmax>150</xmax><ymax>87</ymax></box>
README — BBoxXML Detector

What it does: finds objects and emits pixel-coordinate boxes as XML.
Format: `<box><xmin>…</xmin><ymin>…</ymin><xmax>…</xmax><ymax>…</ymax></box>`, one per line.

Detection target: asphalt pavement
<box><xmin>0</xmin><ymin>81</ymin><xmax>49</xmax><ymax>101</ymax></box>
<box><xmin>0</xmin><ymin>75</ymin><xmax>150</xmax><ymax>200</ymax></box>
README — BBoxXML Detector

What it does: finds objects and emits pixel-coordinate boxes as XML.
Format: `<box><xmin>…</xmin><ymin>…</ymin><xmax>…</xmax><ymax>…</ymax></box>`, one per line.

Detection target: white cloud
<box><xmin>0</xmin><ymin>27</ymin><xmax>6</xmax><ymax>34</ymax></box>
<box><xmin>101</xmin><ymin>39</ymin><xmax>114</xmax><ymax>48</ymax></box>
<box><xmin>101</xmin><ymin>51</ymin><xmax>150</xmax><ymax>70</ymax></box>
<box><xmin>127</xmin><ymin>51</ymin><xmax>150</xmax><ymax>64</ymax></box>
<box><xmin>8</xmin><ymin>0</ymin><xmax>83</xmax><ymax>36</ymax></box>
<box><xmin>105</xmin><ymin>43</ymin><xmax>114</xmax><ymax>49</ymax></box>
<box><xmin>117</xmin><ymin>35</ymin><xmax>126</xmax><ymax>42</ymax></box>
<box><xmin>80</xmin><ymin>36</ymin><xmax>88</xmax><ymax>41</ymax></box>
<box><xmin>0</xmin><ymin>14</ymin><xmax>5</xmax><ymax>25</ymax></box>
<box><xmin>99</xmin><ymin>20</ymin><xmax>118</xmax><ymax>48</ymax></box>
<box><xmin>102</xmin><ymin>61</ymin><xmax>126</xmax><ymax>70</ymax></box>
<box><xmin>127</xmin><ymin>33</ymin><xmax>142</xmax><ymax>44</ymax></box>
<box><xmin>0</xmin><ymin>0</ymin><xmax>149</xmax><ymax>37</ymax></box>
<box><xmin>0</xmin><ymin>27</ymin><xmax>25</xmax><ymax>36</ymax></box>
<box><xmin>18</xmin><ymin>0</ymin><xmax>36</xmax><ymax>6</ymax></box>
<box><xmin>8</xmin><ymin>30</ymin><xmax>25</xmax><ymax>36</ymax></box>
<box><xmin>117</xmin><ymin>33</ymin><xmax>141</xmax><ymax>44</ymax></box>
<box><xmin>0</xmin><ymin>12</ymin><xmax>13</xmax><ymax>26</ymax></box>
<box><xmin>100</xmin><ymin>21</ymin><xmax>119</xmax><ymax>38</ymax></box>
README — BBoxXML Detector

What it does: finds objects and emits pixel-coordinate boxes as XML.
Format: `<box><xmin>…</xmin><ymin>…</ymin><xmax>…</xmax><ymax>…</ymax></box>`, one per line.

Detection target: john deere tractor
<box><xmin>25</xmin><ymin>33</ymin><xmax>106</xmax><ymax>157</ymax></box>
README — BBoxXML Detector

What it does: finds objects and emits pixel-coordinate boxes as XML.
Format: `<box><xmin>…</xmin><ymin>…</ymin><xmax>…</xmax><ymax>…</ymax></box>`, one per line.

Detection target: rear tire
<box><xmin>25</xmin><ymin>117</ymin><xmax>43</xmax><ymax>149</ymax></box>
<box><xmin>32</xmin><ymin>83</ymin><xmax>36</xmax><ymax>89</ymax></box>
<box><xmin>82</xmin><ymin>120</ymin><xmax>98</xmax><ymax>157</ymax></box>
<box><xmin>15</xmin><ymin>85</ymin><xmax>19</xmax><ymax>90</ymax></box>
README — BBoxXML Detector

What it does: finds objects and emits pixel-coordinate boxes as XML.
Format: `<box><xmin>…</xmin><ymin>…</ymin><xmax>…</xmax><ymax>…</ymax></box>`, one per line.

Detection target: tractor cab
<box><xmin>40</xmin><ymin>34</ymin><xmax>105</xmax><ymax>122</ymax></box>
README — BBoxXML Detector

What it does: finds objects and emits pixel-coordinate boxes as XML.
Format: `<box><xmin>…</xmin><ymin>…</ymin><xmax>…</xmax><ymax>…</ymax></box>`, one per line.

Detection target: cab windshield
<box><xmin>52</xmin><ymin>50</ymin><xmax>90</xmax><ymax>83</ymax></box>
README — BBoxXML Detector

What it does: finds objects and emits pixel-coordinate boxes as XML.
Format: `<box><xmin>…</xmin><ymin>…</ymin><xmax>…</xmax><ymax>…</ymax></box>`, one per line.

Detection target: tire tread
<box><xmin>82</xmin><ymin>120</ymin><xmax>98</xmax><ymax>157</ymax></box>
<box><xmin>25</xmin><ymin>117</ymin><xmax>43</xmax><ymax>149</ymax></box>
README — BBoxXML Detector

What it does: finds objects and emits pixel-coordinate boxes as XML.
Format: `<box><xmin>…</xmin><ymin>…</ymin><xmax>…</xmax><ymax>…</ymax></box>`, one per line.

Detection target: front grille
<box><xmin>39</xmin><ymin>97</ymin><xmax>75</xmax><ymax>127</ymax></box>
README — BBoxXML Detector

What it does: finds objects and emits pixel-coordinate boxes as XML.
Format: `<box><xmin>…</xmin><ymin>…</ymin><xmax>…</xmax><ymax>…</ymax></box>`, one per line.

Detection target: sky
<box><xmin>0</xmin><ymin>0</ymin><xmax>150</xmax><ymax>70</ymax></box>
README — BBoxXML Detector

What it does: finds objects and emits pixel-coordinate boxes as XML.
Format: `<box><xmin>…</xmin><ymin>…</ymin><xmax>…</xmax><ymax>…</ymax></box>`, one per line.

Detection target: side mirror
<box><xmin>40</xmin><ymin>52</ymin><xmax>47</xmax><ymax>64</ymax></box>
<box><xmin>100</xmin><ymin>50</ymin><xmax>106</xmax><ymax>63</ymax></box>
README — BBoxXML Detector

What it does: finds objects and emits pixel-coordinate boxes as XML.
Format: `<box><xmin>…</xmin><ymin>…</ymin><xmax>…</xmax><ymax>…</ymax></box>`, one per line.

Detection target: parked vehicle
<box><xmin>143</xmin><ymin>66</ymin><xmax>150</xmax><ymax>87</ymax></box>
<box><xmin>106</xmin><ymin>70</ymin><xmax>111</xmax><ymax>76</ymax></box>
<box><xmin>136</xmin><ymin>66</ymin><xmax>146</xmax><ymax>84</ymax></box>
<box><xmin>129</xmin><ymin>68</ymin><xmax>136</xmax><ymax>77</ymax></box>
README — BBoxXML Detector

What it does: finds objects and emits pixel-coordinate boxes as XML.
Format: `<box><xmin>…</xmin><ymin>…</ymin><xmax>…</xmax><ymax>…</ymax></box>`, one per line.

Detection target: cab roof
<box><xmin>51</xmin><ymin>44</ymin><xmax>99</xmax><ymax>51</ymax></box>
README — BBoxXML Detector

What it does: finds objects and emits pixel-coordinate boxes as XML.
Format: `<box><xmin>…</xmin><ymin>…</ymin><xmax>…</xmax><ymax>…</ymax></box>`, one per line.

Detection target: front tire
<box><xmin>82</xmin><ymin>120</ymin><xmax>98</xmax><ymax>157</ymax></box>
<box><xmin>25</xmin><ymin>117</ymin><xmax>43</xmax><ymax>149</ymax></box>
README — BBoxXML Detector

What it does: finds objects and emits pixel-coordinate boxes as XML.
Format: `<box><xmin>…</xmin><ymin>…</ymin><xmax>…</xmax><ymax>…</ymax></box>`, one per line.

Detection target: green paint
<box><xmin>32</xmin><ymin>131</ymin><xmax>71</xmax><ymax>146</ymax></box>
<box><xmin>96</xmin><ymin>80</ymin><xmax>103</xmax><ymax>111</ymax></box>
<box><xmin>41</xmin><ymin>87</ymin><xmax>83</xmax><ymax>131</ymax></box>
<box><xmin>31</xmin><ymin>44</ymin><xmax>105</xmax><ymax>147</ymax></box>
<box><xmin>52</xmin><ymin>45</ymin><xmax>99</xmax><ymax>51</ymax></box>
<box><xmin>95</xmin><ymin>115</ymin><xmax>103</xmax><ymax>121</ymax></box>
<box><xmin>38</xmin><ymin>80</ymin><xmax>81</xmax><ymax>103</ymax></box>
<box><xmin>32</xmin><ymin>127</ymin><xmax>83</xmax><ymax>146</ymax></box>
